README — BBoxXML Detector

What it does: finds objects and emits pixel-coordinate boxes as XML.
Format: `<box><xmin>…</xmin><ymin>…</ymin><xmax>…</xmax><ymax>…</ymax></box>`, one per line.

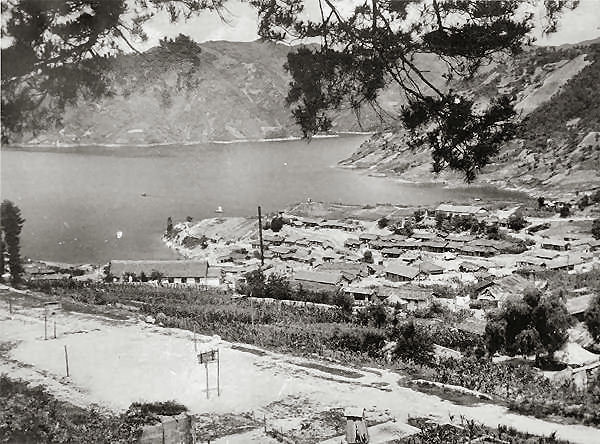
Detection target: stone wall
<box><xmin>139</xmin><ymin>413</ymin><xmax>192</xmax><ymax>444</ymax></box>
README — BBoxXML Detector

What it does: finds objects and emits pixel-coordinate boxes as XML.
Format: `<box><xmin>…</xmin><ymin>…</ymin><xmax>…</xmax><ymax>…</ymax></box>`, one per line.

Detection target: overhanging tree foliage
<box><xmin>1</xmin><ymin>0</ymin><xmax>578</xmax><ymax>180</ymax></box>
<box><xmin>251</xmin><ymin>0</ymin><xmax>577</xmax><ymax>181</ymax></box>
<box><xmin>0</xmin><ymin>0</ymin><xmax>223</xmax><ymax>143</ymax></box>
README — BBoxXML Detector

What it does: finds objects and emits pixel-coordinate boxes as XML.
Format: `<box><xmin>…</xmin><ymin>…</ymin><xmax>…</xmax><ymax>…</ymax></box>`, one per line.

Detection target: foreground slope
<box><xmin>1</xmin><ymin>294</ymin><xmax>599</xmax><ymax>443</ymax></box>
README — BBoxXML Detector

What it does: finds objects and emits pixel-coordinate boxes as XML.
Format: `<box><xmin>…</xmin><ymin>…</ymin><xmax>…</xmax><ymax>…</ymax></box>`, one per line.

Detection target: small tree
<box><xmin>377</xmin><ymin>217</ymin><xmax>389</xmax><ymax>229</ymax></box>
<box><xmin>413</xmin><ymin>210</ymin><xmax>424</xmax><ymax>223</ymax></box>
<box><xmin>0</xmin><ymin>232</ymin><xmax>4</xmax><ymax>278</ymax></box>
<box><xmin>391</xmin><ymin>320</ymin><xmax>434</xmax><ymax>365</ymax></box>
<box><xmin>122</xmin><ymin>272</ymin><xmax>137</xmax><ymax>283</ymax></box>
<box><xmin>244</xmin><ymin>269</ymin><xmax>266</xmax><ymax>297</ymax></box>
<box><xmin>435</xmin><ymin>212</ymin><xmax>445</xmax><ymax>229</ymax></box>
<box><xmin>486</xmin><ymin>223</ymin><xmax>501</xmax><ymax>240</ymax></box>
<box><xmin>334</xmin><ymin>291</ymin><xmax>354</xmax><ymax>316</ymax></box>
<box><xmin>103</xmin><ymin>264</ymin><xmax>114</xmax><ymax>283</ymax></box>
<box><xmin>515</xmin><ymin>328</ymin><xmax>543</xmax><ymax>357</ymax></box>
<box><xmin>270</xmin><ymin>216</ymin><xmax>284</xmax><ymax>232</ymax></box>
<box><xmin>367</xmin><ymin>302</ymin><xmax>387</xmax><ymax>328</ymax></box>
<box><xmin>559</xmin><ymin>204</ymin><xmax>570</xmax><ymax>218</ymax></box>
<box><xmin>485</xmin><ymin>289</ymin><xmax>569</xmax><ymax>358</ymax></box>
<box><xmin>484</xmin><ymin>318</ymin><xmax>506</xmax><ymax>355</ymax></box>
<box><xmin>394</xmin><ymin>222</ymin><xmax>414</xmax><ymax>237</ymax></box>
<box><xmin>149</xmin><ymin>270</ymin><xmax>163</xmax><ymax>282</ymax></box>
<box><xmin>264</xmin><ymin>273</ymin><xmax>291</xmax><ymax>300</ymax></box>
<box><xmin>507</xmin><ymin>210</ymin><xmax>527</xmax><ymax>231</ymax></box>
<box><xmin>537</xmin><ymin>196</ymin><xmax>545</xmax><ymax>209</ymax></box>
<box><xmin>578</xmin><ymin>195</ymin><xmax>590</xmax><ymax>210</ymax></box>
<box><xmin>584</xmin><ymin>295</ymin><xmax>600</xmax><ymax>342</ymax></box>
<box><xmin>362</xmin><ymin>250</ymin><xmax>374</xmax><ymax>264</ymax></box>
<box><xmin>592</xmin><ymin>219</ymin><xmax>600</xmax><ymax>240</ymax></box>
<box><xmin>0</xmin><ymin>200</ymin><xmax>25</xmax><ymax>285</ymax></box>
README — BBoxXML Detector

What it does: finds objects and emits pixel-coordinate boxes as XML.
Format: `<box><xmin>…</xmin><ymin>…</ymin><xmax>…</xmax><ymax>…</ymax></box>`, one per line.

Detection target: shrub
<box><xmin>592</xmin><ymin>218</ymin><xmax>600</xmax><ymax>240</ymax></box>
<box><xmin>377</xmin><ymin>217</ymin><xmax>389</xmax><ymax>229</ymax></box>
<box><xmin>391</xmin><ymin>320</ymin><xmax>434</xmax><ymax>365</ymax></box>
<box><xmin>507</xmin><ymin>210</ymin><xmax>527</xmax><ymax>231</ymax></box>
<box><xmin>485</xmin><ymin>289</ymin><xmax>569</xmax><ymax>357</ymax></box>
<box><xmin>366</xmin><ymin>302</ymin><xmax>387</xmax><ymax>328</ymax></box>
<box><xmin>270</xmin><ymin>216</ymin><xmax>284</xmax><ymax>232</ymax></box>
<box><xmin>181</xmin><ymin>235</ymin><xmax>208</xmax><ymax>249</ymax></box>
<box><xmin>393</xmin><ymin>222</ymin><xmax>413</xmax><ymax>237</ymax></box>
<box><xmin>584</xmin><ymin>294</ymin><xmax>600</xmax><ymax>341</ymax></box>
<box><xmin>125</xmin><ymin>401</ymin><xmax>188</xmax><ymax>426</ymax></box>
<box><xmin>537</xmin><ymin>196</ymin><xmax>545</xmax><ymax>208</ymax></box>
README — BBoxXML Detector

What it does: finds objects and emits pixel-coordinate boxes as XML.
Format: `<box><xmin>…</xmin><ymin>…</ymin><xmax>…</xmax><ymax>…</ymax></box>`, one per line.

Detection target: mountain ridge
<box><xmin>340</xmin><ymin>41</ymin><xmax>600</xmax><ymax>197</ymax></box>
<box><xmin>13</xmin><ymin>39</ymin><xmax>384</xmax><ymax>147</ymax></box>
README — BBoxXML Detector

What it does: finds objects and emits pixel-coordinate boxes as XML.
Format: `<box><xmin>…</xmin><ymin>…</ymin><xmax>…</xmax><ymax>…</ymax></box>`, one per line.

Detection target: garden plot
<box><xmin>1</xmin><ymin>302</ymin><xmax>600</xmax><ymax>443</ymax></box>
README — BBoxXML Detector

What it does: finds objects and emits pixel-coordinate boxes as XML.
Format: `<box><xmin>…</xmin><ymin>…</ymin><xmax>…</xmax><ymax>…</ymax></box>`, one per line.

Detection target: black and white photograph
<box><xmin>1</xmin><ymin>0</ymin><xmax>600</xmax><ymax>442</ymax></box>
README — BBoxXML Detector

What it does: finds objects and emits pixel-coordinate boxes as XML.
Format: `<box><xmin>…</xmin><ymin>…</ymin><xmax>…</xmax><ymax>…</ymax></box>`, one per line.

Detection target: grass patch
<box><xmin>290</xmin><ymin>361</ymin><xmax>364</xmax><ymax>379</ymax></box>
<box><xmin>230</xmin><ymin>344</ymin><xmax>268</xmax><ymax>356</ymax></box>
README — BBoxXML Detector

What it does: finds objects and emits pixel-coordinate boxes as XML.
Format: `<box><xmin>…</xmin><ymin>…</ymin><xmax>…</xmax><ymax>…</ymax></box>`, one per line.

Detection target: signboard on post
<box><xmin>197</xmin><ymin>349</ymin><xmax>220</xmax><ymax>399</ymax></box>
<box><xmin>197</xmin><ymin>350</ymin><xmax>218</xmax><ymax>364</ymax></box>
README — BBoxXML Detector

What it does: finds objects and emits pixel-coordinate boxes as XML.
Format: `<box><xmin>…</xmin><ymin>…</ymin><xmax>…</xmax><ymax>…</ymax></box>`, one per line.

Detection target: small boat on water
<box><xmin>141</xmin><ymin>193</ymin><xmax>147</xmax><ymax>197</ymax></box>
<box><xmin>215</xmin><ymin>206</ymin><xmax>224</xmax><ymax>213</ymax></box>
<box><xmin>116</xmin><ymin>231</ymin><xmax>123</xmax><ymax>239</ymax></box>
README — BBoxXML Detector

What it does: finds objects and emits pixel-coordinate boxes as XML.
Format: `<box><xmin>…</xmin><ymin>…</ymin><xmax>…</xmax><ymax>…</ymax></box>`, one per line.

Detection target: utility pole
<box><xmin>205</xmin><ymin>363</ymin><xmax>209</xmax><ymax>400</ymax></box>
<box><xmin>216</xmin><ymin>349</ymin><xmax>220</xmax><ymax>397</ymax></box>
<box><xmin>257</xmin><ymin>206</ymin><xmax>264</xmax><ymax>267</ymax></box>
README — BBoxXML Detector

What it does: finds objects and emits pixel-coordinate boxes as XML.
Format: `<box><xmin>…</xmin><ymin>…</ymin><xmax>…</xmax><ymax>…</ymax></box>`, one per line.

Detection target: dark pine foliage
<box><xmin>0</xmin><ymin>200</ymin><xmax>25</xmax><ymax>285</ymax></box>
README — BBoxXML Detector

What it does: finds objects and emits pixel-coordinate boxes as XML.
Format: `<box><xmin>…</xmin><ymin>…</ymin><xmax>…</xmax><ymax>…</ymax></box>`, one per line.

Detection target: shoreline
<box><xmin>345</xmin><ymin>165</ymin><xmax>535</xmax><ymax>200</ymax></box>
<box><xmin>3</xmin><ymin>131</ymin><xmax>374</xmax><ymax>150</ymax></box>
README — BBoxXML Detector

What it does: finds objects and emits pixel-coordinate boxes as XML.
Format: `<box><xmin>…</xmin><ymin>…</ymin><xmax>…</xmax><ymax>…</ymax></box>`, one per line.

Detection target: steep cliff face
<box><xmin>18</xmin><ymin>40</ymin><xmax>386</xmax><ymax>146</ymax></box>
<box><xmin>340</xmin><ymin>41</ymin><xmax>600</xmax><ymax>196</ymax></box>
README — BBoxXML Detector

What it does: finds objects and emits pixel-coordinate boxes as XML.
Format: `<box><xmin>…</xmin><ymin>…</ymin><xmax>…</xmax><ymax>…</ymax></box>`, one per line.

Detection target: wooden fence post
<box><xmin>64</xmin><ymin>345</ymin><xmax>70</xmax><ymax>377</ymax></box>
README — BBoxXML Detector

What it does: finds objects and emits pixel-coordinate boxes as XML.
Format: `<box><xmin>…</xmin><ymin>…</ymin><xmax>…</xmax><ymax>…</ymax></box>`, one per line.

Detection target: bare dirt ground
<box><xmin>1</xmin><ymin>292</ymin><xmax>599</xmax><ymax>443</ymax></box>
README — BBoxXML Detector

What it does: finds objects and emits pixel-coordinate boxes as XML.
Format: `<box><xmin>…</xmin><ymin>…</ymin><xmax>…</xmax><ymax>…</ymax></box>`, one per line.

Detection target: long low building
<box><xmin>436</xmin><ymin>204</ymin><xmax>488</xmax><ymax>217</ymax></box>
<box><xmin>292</xmin><ymin>270</ymin><xmax>345</xmax><ymax>293</ymax></box>
<box><xmin>384</xmin><ymin>263</ymin><xmax>422</xmax><ymax>282</ymax></box>
<box><xmin>109</xmin><ymin>260</ymin><xmax>221</xmax><ymax>286</ymax></box>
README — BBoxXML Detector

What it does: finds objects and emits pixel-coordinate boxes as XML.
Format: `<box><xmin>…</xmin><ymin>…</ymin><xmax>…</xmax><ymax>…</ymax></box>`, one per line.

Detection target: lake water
<box><xmin>1</xmin><ymin>136</ymin><xmax>526</xmax><ymax>264</ymax></box>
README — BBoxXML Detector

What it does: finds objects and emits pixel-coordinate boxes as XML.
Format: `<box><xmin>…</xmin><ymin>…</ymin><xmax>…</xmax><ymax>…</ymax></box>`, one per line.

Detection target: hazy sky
<box><xmin>136</xmin><ymin>0</ymin><xmax>600</xmax><ymax>49</ymax></box>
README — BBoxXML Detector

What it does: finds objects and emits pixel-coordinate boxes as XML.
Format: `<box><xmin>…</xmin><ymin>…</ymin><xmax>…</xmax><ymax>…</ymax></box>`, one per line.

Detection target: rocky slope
<box><xmin>18</xmin><ymin>39</ymin><xmax>392</xmax><ymax>146</ymax></box>
<box><xmin>340</xmin><ymin>41</ymin><xmax>600</xmax><ymax>197</ymax></box>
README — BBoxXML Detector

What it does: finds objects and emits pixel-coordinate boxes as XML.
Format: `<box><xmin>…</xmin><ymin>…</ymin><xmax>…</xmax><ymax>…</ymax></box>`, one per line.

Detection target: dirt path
<box><xmin>1</xmin><ymin>300</ymin><xmax>599</xmax><ymax>443</ymax></box>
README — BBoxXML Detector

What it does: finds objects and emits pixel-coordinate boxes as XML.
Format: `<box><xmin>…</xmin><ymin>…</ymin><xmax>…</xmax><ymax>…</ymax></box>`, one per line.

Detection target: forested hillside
<box><xmin>8</xmin><ymin>37</ymin><xmax>388</xmax><ymax>146</ymax></box>
<box><xmin>340</xmin><ymin>40</ymin><xmax>600</xmax><ymax>196</ymax></box>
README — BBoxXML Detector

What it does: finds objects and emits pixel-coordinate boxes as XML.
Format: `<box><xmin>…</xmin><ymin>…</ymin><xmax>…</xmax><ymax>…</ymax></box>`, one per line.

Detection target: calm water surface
<box><xmin>1</xmin><ymin>136</ymin><xmax>526</xmax><ymax>263</ymax></box>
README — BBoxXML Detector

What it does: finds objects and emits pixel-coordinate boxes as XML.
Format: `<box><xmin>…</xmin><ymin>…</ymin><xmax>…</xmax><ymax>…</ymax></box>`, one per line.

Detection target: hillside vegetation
<box><xmin>12</xmin><ymin>36</ymin><xmax>387</xmax><ymax>146</ymax></box>
<box><xmin>340</xmin><ymin>41</ymin><xmax>600</xmax><ymax>196</ymax></box>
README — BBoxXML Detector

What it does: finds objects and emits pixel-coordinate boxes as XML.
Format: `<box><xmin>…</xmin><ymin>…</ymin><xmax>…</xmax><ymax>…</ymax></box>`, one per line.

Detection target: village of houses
<box><xmin>28</xmin><ymin>200</ymin><xmax>599</xmax><ymax>324</ymax></box>
<box><xmin>13</xmin><ymin>198</ymin><xmax>600</xmax><ymax>442</ymax></box>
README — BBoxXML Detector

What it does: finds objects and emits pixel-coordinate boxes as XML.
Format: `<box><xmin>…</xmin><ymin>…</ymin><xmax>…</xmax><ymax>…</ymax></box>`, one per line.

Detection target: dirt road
<box><xmin>1</xmin><ymin>296</ymin><xmax>599</xmax><ymax>443</ymax></box>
